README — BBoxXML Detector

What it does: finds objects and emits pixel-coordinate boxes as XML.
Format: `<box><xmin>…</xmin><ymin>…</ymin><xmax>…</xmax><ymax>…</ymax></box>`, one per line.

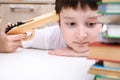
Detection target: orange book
<box><xmin>104</xmin><ymin>61</ymin><xmax>120</xmax><ymax>68</ymax></box>
<box><xmin>88</xmin><ymin>42</ymin><xmax>120</xmax><ymax>62</ymax></box>
<box><xmin>102</xmin><ymin>0</ymin><xmax>120</xmax><ymax>2</ymax></box>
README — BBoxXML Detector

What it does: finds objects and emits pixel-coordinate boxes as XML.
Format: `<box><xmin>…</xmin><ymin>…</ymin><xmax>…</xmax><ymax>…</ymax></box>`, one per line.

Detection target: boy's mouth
<box><xmin>74</xmin><ymin>41</ymin><xmax>89</xmax><ymax>47</ymax></box>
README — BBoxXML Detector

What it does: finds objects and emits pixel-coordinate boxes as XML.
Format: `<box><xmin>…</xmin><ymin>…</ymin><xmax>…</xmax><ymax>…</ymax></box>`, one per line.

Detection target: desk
<box><xmin>0</xmin><ymin>48</ymin><xmax>95</xmax><ymax>80</ymax></box>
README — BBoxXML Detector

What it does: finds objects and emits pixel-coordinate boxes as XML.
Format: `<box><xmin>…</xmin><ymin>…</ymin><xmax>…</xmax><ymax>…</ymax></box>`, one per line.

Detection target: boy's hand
<box><xmin>0</xmin><ymin>26</ymin><xmax>27</xmax><ymax>53</ymax></box>
<box><xmin>48</xmin><ymin>47</ymin><xmax>88</xmax><ymax>57</ymax></box>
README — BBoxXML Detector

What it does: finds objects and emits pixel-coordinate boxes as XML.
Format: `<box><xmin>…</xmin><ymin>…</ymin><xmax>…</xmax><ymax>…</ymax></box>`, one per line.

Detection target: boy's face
<box><xmin>59</xmin><ymin>7</ymin><xmax>102</xmax><ymax>53</ymax></box>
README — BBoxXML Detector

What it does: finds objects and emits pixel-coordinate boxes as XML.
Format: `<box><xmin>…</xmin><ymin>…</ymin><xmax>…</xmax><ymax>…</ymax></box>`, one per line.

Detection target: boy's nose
<box><xmin>76</xmin><ymin>28</ymin><xmax>88</xmax><ymax>41</ymax></box>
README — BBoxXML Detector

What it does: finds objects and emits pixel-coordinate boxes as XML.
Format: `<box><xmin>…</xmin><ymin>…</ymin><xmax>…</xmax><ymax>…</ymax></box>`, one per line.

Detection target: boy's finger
<box><xmin>8</xmin><ymin>34</ymin><xmax>27</xmax><ymax>41</ymax></box>
<box><xmin>13</xmin><ymin>40</ymin><xmax>22</xmax><ymax>48</ymax></box>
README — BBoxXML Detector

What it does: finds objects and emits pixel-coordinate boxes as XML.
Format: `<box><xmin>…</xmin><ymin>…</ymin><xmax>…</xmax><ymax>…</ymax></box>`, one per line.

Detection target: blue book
<box><xmin>88</xmin><ymin>61</ymin><xmax>120</xmax><ymax>77</ymax></box>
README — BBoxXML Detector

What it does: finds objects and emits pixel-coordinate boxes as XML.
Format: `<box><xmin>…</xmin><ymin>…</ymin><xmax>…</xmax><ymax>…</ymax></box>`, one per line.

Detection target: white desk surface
<box><xmin>0</xmin><ymin>48</ymin><xmax>95</xmax><ymax>80</ymax></box>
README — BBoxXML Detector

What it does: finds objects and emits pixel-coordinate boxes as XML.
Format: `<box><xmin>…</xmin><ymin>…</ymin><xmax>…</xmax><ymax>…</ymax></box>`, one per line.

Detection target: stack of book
<box><xmin>87</xmin><ymin>0</ymin><xmax>120</xmax><ymax>80</ymax></box>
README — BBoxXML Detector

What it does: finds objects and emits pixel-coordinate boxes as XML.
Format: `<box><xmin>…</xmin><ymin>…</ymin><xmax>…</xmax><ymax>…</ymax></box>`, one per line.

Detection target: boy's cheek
<box><xmin>89</xmin><ymin>35</ymin><xmax>99</xmax><ymax>42</ymax></box>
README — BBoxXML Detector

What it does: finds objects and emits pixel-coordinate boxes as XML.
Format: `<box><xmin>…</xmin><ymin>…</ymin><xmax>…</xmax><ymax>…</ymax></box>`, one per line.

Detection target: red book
<box><xmin>88</xmin><ymin>42</ymin><xmax>120</xmax><ymax>62</ymax></box>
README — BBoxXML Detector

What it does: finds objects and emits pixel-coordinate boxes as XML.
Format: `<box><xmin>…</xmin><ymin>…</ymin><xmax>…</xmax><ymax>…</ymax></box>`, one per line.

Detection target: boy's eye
<box><xmin>87</xmin><ymin>23</ymin><xmax>96</xmax><ymax>27</ymax></box>
<box><xmin>66</xmin><ymin>22</ymin><xmax>76</xmax><ymax>26</ymax></box>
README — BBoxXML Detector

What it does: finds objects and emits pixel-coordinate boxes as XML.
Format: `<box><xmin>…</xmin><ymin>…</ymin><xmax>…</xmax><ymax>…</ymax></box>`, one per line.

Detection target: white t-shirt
<box><xmin>22</xmin><ymin>25</ymin><xmax>66</xmax><ymax>50</ymax></box>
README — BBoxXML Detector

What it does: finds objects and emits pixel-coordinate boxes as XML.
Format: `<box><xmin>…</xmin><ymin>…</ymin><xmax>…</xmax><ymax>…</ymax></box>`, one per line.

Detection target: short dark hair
<box><xmin>55</xmin><ymin>0</ymin><xmax>101</xmax><ymax>14</ymax></box>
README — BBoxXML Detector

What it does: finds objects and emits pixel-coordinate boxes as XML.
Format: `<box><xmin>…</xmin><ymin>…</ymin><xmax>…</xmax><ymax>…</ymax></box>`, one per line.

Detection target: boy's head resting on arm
<box><xmin>55</xmin><ymin>0</ymin><xmax>102</xmax><ymax>53</ymax></box>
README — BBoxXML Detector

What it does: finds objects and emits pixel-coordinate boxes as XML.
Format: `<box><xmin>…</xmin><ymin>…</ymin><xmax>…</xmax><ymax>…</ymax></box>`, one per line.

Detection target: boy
<box><xmin>0</xmin><ymin>0</ymin><xmax>102</xmax><ymax>57</ymax></box>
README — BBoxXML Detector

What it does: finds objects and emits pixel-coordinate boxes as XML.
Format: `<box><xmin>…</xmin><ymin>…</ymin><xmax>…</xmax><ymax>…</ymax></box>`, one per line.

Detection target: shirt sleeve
<box><xmin>22</xmin><ymin>25</ymin><xmax>66</xmax><ymax>50</ymax></box>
